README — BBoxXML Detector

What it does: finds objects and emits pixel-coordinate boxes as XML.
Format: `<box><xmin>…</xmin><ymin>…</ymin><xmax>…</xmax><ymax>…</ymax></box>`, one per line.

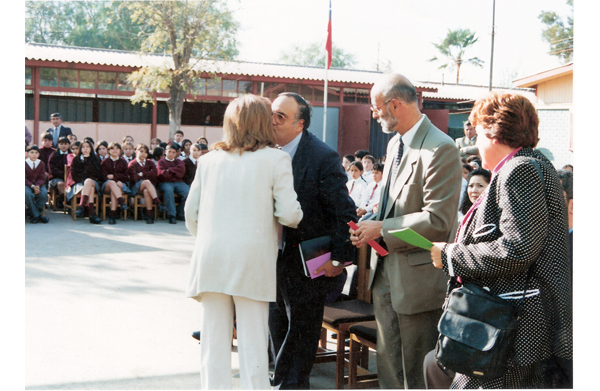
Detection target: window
<box><xmin>117</xmin><ymin>73</ymin><xmax>133</xmax><ymax>91</ymax></box>
<box><xmin>222</xmin><ymin>79</ymin><xmax>237</xmax><ymax>97</ymax></box>
<box><xmin>60</xmin><ymin>69</ymin><xmax>78</xmax><ymax>88</ymax></box>
<box><xmin>300</xmin><ymin>85</ymin><xmax>313</xmax><ymax>101</ymax></box>
<box><xmin>25</xmin><ymin>67</ymin><xmax>32</xmax><ymax>86</ymax></box>
<box><xmin>190</xmin><ymin>78</ymin><xmax>206</xmax><ymax>96</ymax></box>
<box><xmin>40</xmin><ymin>68</ymin><xmax>58</xmax><ymax>87</ymax></box>
<box><xmin>98</xmin><ymin>72</ymin><xmax>116</xmax><ymax>90</ymax></box>
<box><xmin>343</xmin><ymin>88</ymin><xmax>356</xmax><ymax>103</ymax></box>
<box><xmin>356</xmin><ymin>88</ymin><xmax>370</xmax><ymax>104</ymax></box>
<box><xmin>79</xmin><ymin>71</ymin><xmax>97</xmax><ymax>89</ymax></box>
<box><xmin>238</xmin><ymin>80</ymin><xmax>253</xmax><ymax>95</ymax></box>
<box><xmin>206</xmin><ymin>78</ymin><xmax>222</xmax><ymax>96</ymax></box>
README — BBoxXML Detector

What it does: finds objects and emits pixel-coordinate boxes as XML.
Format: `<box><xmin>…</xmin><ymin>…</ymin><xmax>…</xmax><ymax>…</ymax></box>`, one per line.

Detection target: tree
<box><xmin>429</xmin><ymin>28</ymin><xmax>484</xmax><ymax>83</ymax></box>
<box><xmin>539</xmin><ymin>0</ymin><xmax>573</xmax><ymax>63</ymax></box>
<box><xmin>278</xmin><ymin>43</ymin><xmax>356</xmax><ymax>69</ymax></box>
<box><xmin>25</xmin><ymin>1</ymin><xmax>152</xmax><ymax>51</ymax></box>
<box><xmin>125</xmin><ymin>1</ymin><xmax>238</xmax><ymax>140</ymax></box>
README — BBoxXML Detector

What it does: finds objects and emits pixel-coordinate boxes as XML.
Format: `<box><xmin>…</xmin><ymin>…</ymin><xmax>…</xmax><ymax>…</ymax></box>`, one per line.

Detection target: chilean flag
<box><xmin>325</xmin><ymin>0</ymin><xmax>332</xmax><ymax>69</ymax></box>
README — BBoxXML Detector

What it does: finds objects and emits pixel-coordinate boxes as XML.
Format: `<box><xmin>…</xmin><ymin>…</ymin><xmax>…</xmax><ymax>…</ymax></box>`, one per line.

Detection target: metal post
<box><xmin>489</xmin><ymin>0</ymin><xmax>496</xmax><ymax>91</ymax></box>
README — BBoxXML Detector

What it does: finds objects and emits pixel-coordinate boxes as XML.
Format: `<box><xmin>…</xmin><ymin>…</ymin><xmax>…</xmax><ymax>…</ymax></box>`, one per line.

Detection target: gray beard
<box><xmin>379</xmin><ymin>117</ymin><xmax>398</xmax><ymax>134</ymax></box>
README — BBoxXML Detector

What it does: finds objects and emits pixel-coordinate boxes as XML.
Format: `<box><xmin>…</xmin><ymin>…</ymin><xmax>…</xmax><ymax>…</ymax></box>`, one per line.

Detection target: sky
<box><xmin>227</xmin><ymin>0</ymin><xmax>573</xmax><ymax>87</ymax></box>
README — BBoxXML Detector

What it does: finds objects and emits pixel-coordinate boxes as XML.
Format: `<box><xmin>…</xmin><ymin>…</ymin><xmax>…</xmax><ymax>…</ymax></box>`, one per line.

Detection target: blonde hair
<box><xmin>214</xmin><ymin>95</ymin><xmax>277</xmax><ymax>154</ymax></box>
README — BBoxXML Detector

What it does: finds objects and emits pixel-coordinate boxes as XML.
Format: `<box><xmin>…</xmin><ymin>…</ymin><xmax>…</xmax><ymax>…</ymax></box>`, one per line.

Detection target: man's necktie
<box><xmin>378</xmin><ymin>138</ymin><xmax>404</xmax><ymax>220</ymax></box>
<box><xmin>390</xmin><ymin>137</ymin><xmax>404</xmax><ymax>182</ymax></box>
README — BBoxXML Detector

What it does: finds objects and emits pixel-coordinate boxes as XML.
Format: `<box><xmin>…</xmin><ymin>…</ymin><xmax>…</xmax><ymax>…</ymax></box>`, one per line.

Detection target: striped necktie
<box><xmin>378</xmin><ymin>138</ymin><xmax>404</xmax><ymax>220</ymax></box>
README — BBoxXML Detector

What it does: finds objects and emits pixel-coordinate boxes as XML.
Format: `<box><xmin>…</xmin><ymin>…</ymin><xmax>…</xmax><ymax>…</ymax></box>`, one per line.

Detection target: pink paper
<box><xmin>306</xmin><ymin>252</ymin><xmax>331</xmax><ymax>279</ymax></box>
<box><xmin>306</xmin><ymin>252</ymin><xmax>351</xmax><ymax>279</ymax></box>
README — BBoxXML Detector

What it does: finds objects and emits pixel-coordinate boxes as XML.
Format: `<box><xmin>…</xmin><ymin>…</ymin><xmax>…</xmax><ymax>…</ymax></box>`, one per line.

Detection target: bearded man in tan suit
<box><xmin>350</xmin><ymin>74</ymin><xmax>462</xmax><ymax>388</ymax></box>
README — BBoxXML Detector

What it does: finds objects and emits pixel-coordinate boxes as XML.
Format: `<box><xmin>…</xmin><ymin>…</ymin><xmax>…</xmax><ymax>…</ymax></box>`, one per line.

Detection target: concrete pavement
<box><xmin>24</xmin><ymin>208</ymin><xmax>376</xmax><ymax>390</ymax></box>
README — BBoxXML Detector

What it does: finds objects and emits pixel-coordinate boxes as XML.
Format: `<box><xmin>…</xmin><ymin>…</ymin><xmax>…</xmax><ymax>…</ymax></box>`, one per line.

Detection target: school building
<box><xmin>25</xmin><ymin>42</ymin><xmax>536</xmax><ymax>159</ymax></box>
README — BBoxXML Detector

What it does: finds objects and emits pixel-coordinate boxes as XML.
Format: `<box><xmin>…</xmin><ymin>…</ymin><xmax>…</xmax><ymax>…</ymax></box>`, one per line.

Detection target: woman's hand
<box><xmin>430</xmin><ymin>242</ymin><xmax>445</xmax><ymax>269</ymax></box>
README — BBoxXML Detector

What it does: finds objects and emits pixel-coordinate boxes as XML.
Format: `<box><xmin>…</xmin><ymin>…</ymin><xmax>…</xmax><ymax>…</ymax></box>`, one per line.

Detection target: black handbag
<box><xmin>434</xmin><ymin>280</ymin><xmax>524</xmax><ymax>382</ymax></box>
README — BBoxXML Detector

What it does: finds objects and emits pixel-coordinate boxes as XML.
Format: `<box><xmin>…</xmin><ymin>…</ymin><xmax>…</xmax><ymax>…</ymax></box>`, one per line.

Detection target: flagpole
<box><xmin>323</xmin><ymin>69</ymin><xmax>328</xmax><ymax>143</ymax></box>
<box><xmin>323</xmin><ymin>0</ymin><xmax>332</xmax><ymax>143</ymax></box>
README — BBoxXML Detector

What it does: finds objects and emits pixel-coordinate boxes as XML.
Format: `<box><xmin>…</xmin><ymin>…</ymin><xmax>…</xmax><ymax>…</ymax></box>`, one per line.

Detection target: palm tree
<box><xmin>429</xmin><ymin>28</ymin><xmax>484</xmax><ymax>83</ymax></box>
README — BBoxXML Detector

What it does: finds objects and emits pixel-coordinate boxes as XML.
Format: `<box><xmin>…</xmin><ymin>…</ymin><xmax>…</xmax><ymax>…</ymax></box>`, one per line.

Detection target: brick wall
<box><xmin>536</xmin><ymin>109</ymin><xmax>573</xmax><ymax>170</ymax></box>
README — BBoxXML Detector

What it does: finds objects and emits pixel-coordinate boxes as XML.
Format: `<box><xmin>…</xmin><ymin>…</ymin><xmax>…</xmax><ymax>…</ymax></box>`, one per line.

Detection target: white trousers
<box><xmin>200</xmin><ymin>292</ymin><xmax>270</xmax><ymax>390</ymax></box>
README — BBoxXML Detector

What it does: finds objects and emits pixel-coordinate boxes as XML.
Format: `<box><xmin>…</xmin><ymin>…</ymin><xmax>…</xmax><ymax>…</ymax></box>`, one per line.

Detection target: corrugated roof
<box><xmin>418</xmin><ymin>81</ymin><xmax>537</xmax><ymax>103</ymax></box>
<box><xmin>25</xmin><ymin>42</ymin><xmax>399</xmax><ymax>86</ymax></box>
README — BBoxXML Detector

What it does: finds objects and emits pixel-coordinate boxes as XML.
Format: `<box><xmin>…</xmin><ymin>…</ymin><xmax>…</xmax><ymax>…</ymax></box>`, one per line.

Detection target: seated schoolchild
<box><xmin>128</xmin><ymin>144</ymin><xmax>167</xmax><ymax>224</ymax></box>
<box><xmin>122</xmin><ymin>141</ymin><xmax>135</xmax><ymax>164</ymax></box>
<box><xmin>101</xmin><ymin>142</ymin><xmax>130</xmax><ymax>224</ymax></box>
<box><xmin>25</xmin><ymin>145</ymin><xmax>49</xmax><ymax>224</ymax></box>
<box><xmin>95</xmin><ymin>140</ymin><xmax>108</xmax><ymax>161</ymax></box>
<box><xmin>39</xmin><ymin>132</ymin><xmax>56</xmax><ymax>169</ymax></box>
<box><xmin>346</xmin><ymin>161</ymin><xmax>368</xmax><ymax>207</ymax></box>
<box><xmin>183</xmin><ymin>143</ymin><xmax>202</xmax><ymax>186</ymax></box>
<box><xmin>66</xmin><ymin>139</ymin><xmax>103</xmax><ymax>224</ymax></box>
<box><xmin>47</xmin><ymin>136</ymin><xmax>71</xmax><ymax>208</ymax></box>
<box><xmin>157</xmin><ymin>143</ymin><xmax>189</xmax><ymax>224</ymax></box>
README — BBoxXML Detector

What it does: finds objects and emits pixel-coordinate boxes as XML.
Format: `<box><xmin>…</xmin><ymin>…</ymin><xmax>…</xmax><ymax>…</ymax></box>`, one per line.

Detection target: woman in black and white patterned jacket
<box><xmin>430</xmin><ymin>92</ymin><xmax>572</xmax><ymax>389</ymax></box>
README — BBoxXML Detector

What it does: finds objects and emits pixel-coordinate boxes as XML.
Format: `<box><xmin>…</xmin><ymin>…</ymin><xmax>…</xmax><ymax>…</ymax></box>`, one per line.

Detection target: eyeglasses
<box><xmin>272</xmin><ymin>111</ymin><xmax>293</xmax><ymax>125</ymax></box>
<box><xmin>370</xmin><ymin>98</ymin><xmax>393</xmax><ymax>114</ymax></box>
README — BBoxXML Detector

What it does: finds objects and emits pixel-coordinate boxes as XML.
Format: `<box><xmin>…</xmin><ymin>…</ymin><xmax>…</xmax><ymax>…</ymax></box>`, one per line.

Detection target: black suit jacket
<box><xmin>46</xmin><ymin>126</ymin><xmax>73</xmax><ymax>147</ymax></box>
<box><xmin>282</xmin><ymin>130</ymin><xmax>357</xmax><ymax>264</ymax></box>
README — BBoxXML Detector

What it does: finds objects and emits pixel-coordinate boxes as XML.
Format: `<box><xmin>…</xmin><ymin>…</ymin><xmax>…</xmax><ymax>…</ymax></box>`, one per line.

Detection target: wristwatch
<box><xmin>331</xmin><ymin>260</ymin><xmax>343</xmax><ymax>267</ymax></box>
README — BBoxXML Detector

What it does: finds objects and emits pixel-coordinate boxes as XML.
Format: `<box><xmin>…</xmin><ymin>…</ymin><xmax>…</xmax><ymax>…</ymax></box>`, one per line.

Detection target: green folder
<box><xmin>389</xmin><ymin>228</ymin><xmax>433</xmax><ymax>250</ymax></box>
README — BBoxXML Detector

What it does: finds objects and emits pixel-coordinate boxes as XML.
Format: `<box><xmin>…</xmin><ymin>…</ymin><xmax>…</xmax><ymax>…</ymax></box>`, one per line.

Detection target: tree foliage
<box><xmin>278</xmin><ymin>43</ymin><xmax>356</xmax><ymax>69</ymax></box>
<box><xmin>25</xmin><ymin>1</ymin><xmax>151</xmax><ymax>51</ymax></box>
<box><xmin>429</xmin><ymin>28</ymin><xmax>484</xmax><ymax>83</ymax></box>
<box><xmin>126</xmin><ymin>0</ymin><xmax>238</xmax><ymax>139</ymax></box>
<box><xmin>539</xmin><ymin>0</ymin><xmax>573</xmax><ymax>63</ymax></box>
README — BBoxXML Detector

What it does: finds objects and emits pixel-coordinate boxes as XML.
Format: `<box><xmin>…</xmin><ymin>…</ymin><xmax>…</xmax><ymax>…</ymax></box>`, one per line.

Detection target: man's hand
<box><xmin>350</xmin><ymin>220</ymin><xmax>383</xmax><ymax>248</ymax></box>
<box><xmin>314</xmin><ymin>260</ymin><xmax>344</xmax><ymax>277</ymax></box>
<box><xmin>356</xmin><ymin>208</ymin><xmax>367</xmax><ymax>217</ymax></box>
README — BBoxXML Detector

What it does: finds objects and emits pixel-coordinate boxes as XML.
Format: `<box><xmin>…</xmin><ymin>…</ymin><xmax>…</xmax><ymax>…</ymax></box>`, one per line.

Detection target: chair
<box><xmin>48</xmin><ymin>184</ymin><xmax>60</xmax><ymax>211</ymax></box>
<box><xmin>316</xmin><ymin>245</ymin><xmax>376</xmax><ymax>389</ymax></box>
<box><xmin>101</xmin><ymin>193</ymin><xmax>129</xmax><ymax>221</ymax></box>
<box><xmin>63</xmin><ymin>165</ymin><xmax>99</xmax><ymax>221</ymax></box>
<box><xmin>348</xmin><ymin>321</ymin><xmax>378</xmax><ymax>389</ymax></box>
<box><xmin>132</xmin><ymin>194</ymin><xmax>157</xmax><ymax>221</ymax></box>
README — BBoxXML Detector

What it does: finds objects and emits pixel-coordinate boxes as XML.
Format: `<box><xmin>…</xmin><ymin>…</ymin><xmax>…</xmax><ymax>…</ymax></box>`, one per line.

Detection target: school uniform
<box><xmin>39</xmin><ymin>146</ymin><xmax>55</xmax><ymax>172</ymax></box>
<box><xmin>123</xmin><ymin>155</ymin><xmax>134</xmax><ymax>164</ymax></box>
<box><xmin>346</xmin><ymin>175</ymin><xmax>368</xmax><ymax>207</ymax></box>
<box><xmin>47</xmin><ymin>151</ymin><xmax>69</xmax><ymax>189</ymax></box>
<box><xmin>357</xmin><ymin>179</ymin><xmax>382</xmax><ymax>221</ymax></box>
<box><xmin>127</xmin><ymin>158</ymin><xmax>158</xmax><ymax>195</ymax></box>
<box><xmin>25</xmin><ymin>158</ymin><xmax>48</xmax><ymax>218</ymax></box>
<box><xmin>66</xmin><ymin>155</ymin><xmax>102</xmax><ymax>201</ymax></box>
<box><xmin>157</xmin><ymin>157</ymin><xmax>189</xmax><ymax>219</ymax></box>
<box><xmin>101</xmin><ymin>156</ymin><xmax>131</xmax><ymax>194</ymax></box>
<box><xmin>182</xmin><ymin>156</ymin><xmax>198</xmax><ymax>186</ymax></box>
<box><xmin>362</xmin><ymin>170</ymin><xmax>374</xmax><ymax>184</ymax></box>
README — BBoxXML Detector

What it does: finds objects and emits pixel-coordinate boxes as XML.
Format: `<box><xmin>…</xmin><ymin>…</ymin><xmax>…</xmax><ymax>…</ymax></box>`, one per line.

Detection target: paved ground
<box><xmin>23</xmin><ymin>208</ymin><xmax>376</xmax><ymax>390</ymax></box>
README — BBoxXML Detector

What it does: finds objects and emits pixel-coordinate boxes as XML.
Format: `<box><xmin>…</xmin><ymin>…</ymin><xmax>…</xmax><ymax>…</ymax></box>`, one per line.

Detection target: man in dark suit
<box><xmin>268</xmin><ymin>92</ymin><xmax>357</xmax><ymax>389</ymax></box>
<box><xmin>47</xmin><ymin>113</ymin><xmax>73</xmax><ymax>148</ymax></box>
<box><xmin>350</xmin><ymin>74</ymin><xmax>462</xmax><ymax>388</ymax></box>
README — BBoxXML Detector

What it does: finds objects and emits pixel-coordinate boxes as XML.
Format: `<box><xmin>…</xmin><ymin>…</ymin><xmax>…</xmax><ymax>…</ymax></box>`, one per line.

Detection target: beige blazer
<box><xmin>369</xmin><ymin>116</ymin><xmax>462</xmax><ymax>315</ymax></box>
<box><xmin>455</xmin><ymin>135</ymin><xmax>479</xmax><ymax>158</ymax></box>
<box><xmin>185</xmin><ymin>147</ymin><xmax>303</xmax><ymax>302</ymax></box>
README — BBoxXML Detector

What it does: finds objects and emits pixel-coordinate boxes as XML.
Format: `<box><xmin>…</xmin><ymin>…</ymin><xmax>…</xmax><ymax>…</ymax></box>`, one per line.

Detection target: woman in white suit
<box><xmin>185</xmin><ymin>95</ymin><xmax>303</xmax><ymax>389</ymax></box>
